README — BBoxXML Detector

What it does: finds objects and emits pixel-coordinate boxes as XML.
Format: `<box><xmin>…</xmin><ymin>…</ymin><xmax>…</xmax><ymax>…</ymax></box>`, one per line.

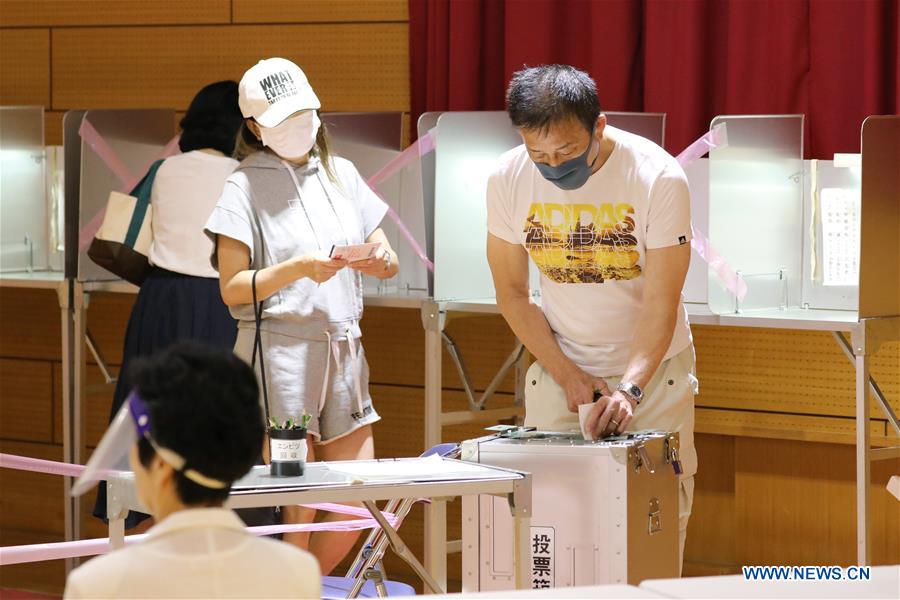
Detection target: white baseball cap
<box><xmin>238</xmin><ymin>57</ymin><xmax>321</xmax><ymax>128</ymax></box>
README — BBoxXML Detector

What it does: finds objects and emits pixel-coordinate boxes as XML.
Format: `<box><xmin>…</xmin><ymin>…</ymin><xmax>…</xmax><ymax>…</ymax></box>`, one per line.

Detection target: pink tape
<box><xmin>77</xmin><ymin>117</ymin><xmax>181</xmax><ymax>252</ymax></box>
<box><xmin>385</xmin><ymin>203</ymin><xmax>435</xmax><ymax>272</ymax></box>
<box><xmin>367</xmin><ymin>130</ymin><xmax>436</xmax><ymax>189</ymax></box>
<box><xmin>675</xmin><ymin>123</ymin><xmax>728</xmax><ymax>167</ymax></box>
<box><xmin>0</xmin><ymin>453</ymin><xmax>86</xmax><ymax>478</ymax></box>
<box><xmin>674</xmin><ymin>124</ymin><xmax>747</xmax><ymax>301</ymax></box>
<box><xmin>78</xmin><ymin>119</ymin><xmax>140</xmax><ymax>191</ymax></box>
<box><xmin>365</xmin><ymin>130</ymin><xmax>436</xmax><ymax>272</ymax></box>
<box><xmin>689</xmin><ymin>225</ymin><xmax>748</xmax><ymax>300</ymax></box>
<box><xmin>298</xmin><ymin>502</ymin><xmax>395</xmax><ymax>519</ymax></box>
<box><xmin>0</xmin><ymin>517</ymin><xmax>400</xmax><ymax>566</ymax></box>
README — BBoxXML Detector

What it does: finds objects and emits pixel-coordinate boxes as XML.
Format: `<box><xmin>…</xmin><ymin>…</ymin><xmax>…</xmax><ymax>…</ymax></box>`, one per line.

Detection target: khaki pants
<box><xmin>524</xmin><ymin>346</ymin><xmax>698</xmax><ymax>573</ymax></box>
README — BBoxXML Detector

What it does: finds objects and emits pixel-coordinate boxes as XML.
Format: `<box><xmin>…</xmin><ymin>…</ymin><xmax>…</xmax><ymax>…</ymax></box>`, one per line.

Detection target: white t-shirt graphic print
<box><xmin>487</xmin><ymin>126</ymin><xmax>693</xmax><ymax>376</ymax></box>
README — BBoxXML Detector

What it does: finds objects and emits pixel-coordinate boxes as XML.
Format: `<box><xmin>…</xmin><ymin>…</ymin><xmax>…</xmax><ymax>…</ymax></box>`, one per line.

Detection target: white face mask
<box><xmin>259</xmin><ymin>111</ymin><xmax>320</xmax><ymax>159</ymax></box>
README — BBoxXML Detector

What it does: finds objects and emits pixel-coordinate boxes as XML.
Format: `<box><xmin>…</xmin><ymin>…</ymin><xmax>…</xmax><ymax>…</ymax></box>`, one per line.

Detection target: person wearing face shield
<box><xmin>485</xmin><ymin>65</ymin><xmax>698</xmax><ymax>571</ymax></box>
<box><xmin>203</xmin><ymin>57</ymin><xmax>398</xmax><ymax>574</ymax></box>
<box><xmin>65</xmin><ymin>343</ymin><xmax>320</xmax><ymax>599</ymax></box>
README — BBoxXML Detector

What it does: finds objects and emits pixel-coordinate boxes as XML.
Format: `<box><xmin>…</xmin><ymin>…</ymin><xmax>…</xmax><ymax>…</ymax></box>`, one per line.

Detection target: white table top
<box><xmin>0</xmin><ymin>270</ymin><xmax>65</xmax><ymax>289</ymax></box>
<box><xmin>401</xmin><ymin>584</ymin><xmax>663</xmax><ymax>599</ymax></box>
<box><xmin>639</xmin><ymin>565</ymin><xmax>900</xmax><ymax>599</ymax></box>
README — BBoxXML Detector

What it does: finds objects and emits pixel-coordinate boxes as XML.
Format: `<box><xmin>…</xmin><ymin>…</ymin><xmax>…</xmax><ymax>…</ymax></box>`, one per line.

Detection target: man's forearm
<box><xmin>620</xmin><ymin>305</ymin><xmax>678</xmax><ymax>390</ymax></box>
<box><xmin>497</xmin><ymin>293</ymin><xmax>577</xmax><ymax>383</ymax></box>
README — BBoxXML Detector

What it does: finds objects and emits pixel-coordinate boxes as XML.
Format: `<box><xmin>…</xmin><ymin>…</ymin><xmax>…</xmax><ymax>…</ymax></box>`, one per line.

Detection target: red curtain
<box><xmin>409</xmin><ymin>0</ymin><xmax>899</xmax><ymax>158</ymax></box>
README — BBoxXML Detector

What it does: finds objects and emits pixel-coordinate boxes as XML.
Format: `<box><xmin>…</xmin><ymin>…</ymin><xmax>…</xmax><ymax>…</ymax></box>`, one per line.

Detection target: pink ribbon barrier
<box><xmin>367</xmin><ymin>130</ymin><xmax>436</xmax><ymax>189</ymax></box>
<box><xmin>0</xmin><ymin>452</ymin><xmax>406</xmax><ymax>565</ymax></box>
<box><xmin>0</xmin><ymin>516</ymin><xmax>400</xmax><ymax>566</ymax></box>
<box><xmin>76</xmin><ymin>118</ymin><xmax>181</xmax><ymax>252</ymax></box>
<box><xmin>0</xmin><ymin>453</ymin><xmax>86</xmax><ymax>478</ymax></box>
<box><xmin>690</xmin><ymin>225</ymin><xmax>748</xmax><ymax>300</ymax></box>
<box><xmin>385</xmin><ymin>203</ymin><xmax>435</xmax><ymax>272</ymax></box>
<box><xmin>674</xmin><ymin>124</ymin><xmax>747</xmax><ymax>301</ymax></box>
<box><xmin>675</xmin><ymin>123</ymin><xmax>728</xmax><ymax>168</ymax></box>
<box><xmin>365</xmin><ymin>130</ymin><xmax>436</xmax><ymax>273</ymax></box>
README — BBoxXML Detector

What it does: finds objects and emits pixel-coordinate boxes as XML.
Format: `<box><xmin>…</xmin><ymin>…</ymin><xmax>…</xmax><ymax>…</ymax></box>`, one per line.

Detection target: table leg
<box><xmin>109</xmin><ymin>517</ymin><xmax>125</xmax><ymax>550</ymax></box>
<box><xmin>58</xmin><ymin>279</ymin><xmax>76</xmax><ymax>573</ymax></box>
<box><xmin>855</xmin><ymin>344</ymin><xmax>872</xmax><ymax>565</ymax></box>
<box><xmin>513</xmin><ymin>505</ymin><xmax>531</xmax><ymax>589</ymax></box>
<box><xmin>425</xmin><ymin>498</ymin><xmax>448</xmax><ymax>593</ymax></box>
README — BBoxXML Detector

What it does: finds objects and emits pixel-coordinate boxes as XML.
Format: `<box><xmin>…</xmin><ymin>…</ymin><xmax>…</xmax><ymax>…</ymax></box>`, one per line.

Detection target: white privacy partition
<box><xmin>606</xmin><ymin>111</ymin><xmax>666</xmax><ymax>146</ymax></box>
<box><xmin>708</xmin><ymin>115</ymin><xmax>805</xmax><ymax>314</ymax></box>
<box><xmin>322</xmin><ymin>112</ymin><xmax>429</xmax><ymax>296</ymax></box>
<box><xmin>0</xmin><ymin>106</ymin><xmax>48</xmax><ymax>272</ymax></box>
<box><xmin>683</xmin><ymin>158</ymin><xmax>709</xmax><ymax>305</ymax></box>
<box><xmin>432</xmin><ymin>111</ymin><xmax>669</xmax><ymax>303</ymax></box>
<box><xmin>75</xmin><ymin>109</ymin><xmax>175</xmax><ymax>282</ymax></box>
<box><xmin>433</xmin><ymin>112</ymin><xmax>520</xmax><ymax>302</ymax></box>
<box><xmin>418</xmin><ymin>112</ymin><xmax>442</xmax><ymax>295</ymax></box>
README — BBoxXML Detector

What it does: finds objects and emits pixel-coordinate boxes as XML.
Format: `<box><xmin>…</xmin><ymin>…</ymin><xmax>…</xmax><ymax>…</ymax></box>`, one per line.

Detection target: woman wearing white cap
<box><xmin>204</xmin><ymin>57</ymin><xmax>398</xmax><ymax>572</ymax></box>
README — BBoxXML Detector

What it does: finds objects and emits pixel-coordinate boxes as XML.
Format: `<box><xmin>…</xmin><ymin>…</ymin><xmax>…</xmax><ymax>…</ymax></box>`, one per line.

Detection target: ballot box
<box><xmin>461</xmin><ymin>429</ymin><xmax>680</xmax><ymax>591</ymax></box>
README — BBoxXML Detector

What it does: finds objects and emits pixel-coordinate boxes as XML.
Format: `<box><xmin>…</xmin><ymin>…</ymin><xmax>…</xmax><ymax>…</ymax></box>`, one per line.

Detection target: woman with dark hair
<box><xmin>67</xmin><ymin>343</ymin><xmax>320</xmax><ymax>599</ymax></box>
<box><xmin>93</xmin><ymin>80</ymin><xmax>244</xmax><ymax>528</ymax></box>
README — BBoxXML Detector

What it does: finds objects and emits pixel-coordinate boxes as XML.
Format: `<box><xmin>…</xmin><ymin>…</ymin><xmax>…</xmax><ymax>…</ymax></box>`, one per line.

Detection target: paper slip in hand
<box><xmin>329</xmin><ymin>242</ymin><xmax>381</xmax><ymax>263</ymax></box>
<box><xmin>578</xmin><ymin>403</ymin><xmax>595</xmax><ymax>441</ymax></box>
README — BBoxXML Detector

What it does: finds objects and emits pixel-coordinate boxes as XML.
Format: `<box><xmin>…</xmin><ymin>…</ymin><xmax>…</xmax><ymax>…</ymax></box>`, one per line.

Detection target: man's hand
<box><xmin>560</xmin><ymin>367</ymin><xmax>611</xmax><ymax>413</ymax></box>
<box><xmin>584</xmin><ymin>390</ymin><xmax>635</xmax><ymax>438</ymax></box>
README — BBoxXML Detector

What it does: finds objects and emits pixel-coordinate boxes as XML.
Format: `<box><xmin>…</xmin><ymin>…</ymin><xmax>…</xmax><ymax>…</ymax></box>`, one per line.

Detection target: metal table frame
<box><xmin>105</xmin><ymin>459</ymin><xmax>533</xmax><ymax>593</ymax></box>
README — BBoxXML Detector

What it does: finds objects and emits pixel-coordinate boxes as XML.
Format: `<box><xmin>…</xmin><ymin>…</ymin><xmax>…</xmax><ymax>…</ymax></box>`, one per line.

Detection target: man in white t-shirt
<box><xmin>486</xmin><ymin>65</ymin><xmax>698</xmax><ymax>569</ymax></box>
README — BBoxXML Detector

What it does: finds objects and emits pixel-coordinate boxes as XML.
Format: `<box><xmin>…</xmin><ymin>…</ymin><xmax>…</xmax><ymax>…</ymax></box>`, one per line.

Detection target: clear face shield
<box><xmin>71</xmin><ymin>391</ymin><xmax>227</xmax><ymax>497</ymax></box>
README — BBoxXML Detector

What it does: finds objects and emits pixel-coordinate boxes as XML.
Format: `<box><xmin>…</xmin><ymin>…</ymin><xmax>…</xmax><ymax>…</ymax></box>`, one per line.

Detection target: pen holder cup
<box><xmin>269</xmin><ymin>428</ymin><xmax>308</xmax><ymax>477</ymax></box>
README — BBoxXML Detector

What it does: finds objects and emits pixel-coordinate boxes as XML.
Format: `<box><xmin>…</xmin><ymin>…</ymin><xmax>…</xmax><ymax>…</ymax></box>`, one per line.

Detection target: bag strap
<box><xmin>251</xmin><ymin>270</ymin><xmax>271</xmax><ymax>425</ymax></box>
<box><xmin>124</xmin><ymin>159</ymin><xmax>165</xmax><ymax>248</ymax></box>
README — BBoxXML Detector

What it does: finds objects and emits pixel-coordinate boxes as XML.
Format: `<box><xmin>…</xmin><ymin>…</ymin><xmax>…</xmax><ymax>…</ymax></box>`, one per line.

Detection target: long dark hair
<box><xmin>233</xmin><ymin>114</ymin><xmax>337</xmax><ymax>183</ymax></box>
<box><xmin>179</xmin><ymin>81</ymin><xmax>242</xmax><ymax>155</ymax></box>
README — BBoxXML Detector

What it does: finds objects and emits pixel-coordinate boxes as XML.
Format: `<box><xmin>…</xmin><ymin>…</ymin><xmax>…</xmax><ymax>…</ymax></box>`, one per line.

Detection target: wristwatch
<box><xmin>616</xmin><ymin>381</ymin><xmax>643</xmax><ymax>405</ymax></box>
<box><xmin>383</xmin><ymin>250</ymin><xmax>392</xmax><ymax>271</ymax></box>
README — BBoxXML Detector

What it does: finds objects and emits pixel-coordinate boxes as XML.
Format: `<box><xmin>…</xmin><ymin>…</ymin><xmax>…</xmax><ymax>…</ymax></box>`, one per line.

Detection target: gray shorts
<box><xmin>234</xmin><ymin>326</ymin><xmax>380</xmax><ymax>443</ymax></box>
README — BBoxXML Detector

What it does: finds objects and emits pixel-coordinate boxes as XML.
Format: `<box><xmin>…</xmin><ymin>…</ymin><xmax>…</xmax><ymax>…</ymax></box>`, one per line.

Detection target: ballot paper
<box><xmin>329</xmin><ymin>242</ymin><xmax>381</xmax><ymax>263</ymax></box>
<box><xmin>820</xmin><ymin>187</ymin><xmax>860</xmax><ymax>286</ymax></box>
<box><xmin>324</xmin><ymin>454</ymin><xmax>499</xmax><ymax>481</ymax></box>
<box><xmin>578</xmin><ymin>403</ymin><xmax>594</xmax><ymax>441</ymax></box>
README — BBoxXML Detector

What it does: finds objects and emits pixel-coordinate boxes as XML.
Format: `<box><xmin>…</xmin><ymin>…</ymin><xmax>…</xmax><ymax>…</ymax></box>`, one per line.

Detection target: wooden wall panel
<box><xmin>363</xmin><ymin>309</ymin><xmax>520</xmax><ymax>394</ymax></box>
<box><xmin>734</xmin><ymin>437</ymin><xmax>900</xmax><ymax>567</ymax></box>
<box><xmin>52</xmin><ymin>362</ymin><xmax>117</xmax><ymax>447</ymax></box>
<box><xmin>84</xmin><ymin>292</ymin><xmax>136</xmax><ymax>366</ymax></box>
<box><xmin>0</xmin><ymin>529</ymin><xmax>66</xmax><ymax>595</ymax></box>
<box><xmin>0</xmin><ymin>0</ymin><xmax>230</xmax><ymax>27</ymax></box>
<box><xmin>0</xmin><ymin>441</ymin><xmax>64</xmax><ymax>535</ymax></box>
<box><xmin>693</xmin><ymin>325</ymin><xmax>899</xmax><ymax>419</ymax></box>
<box><xmin>232</xmin><ymin>0</ymin><xmax>408</xmax><ymax>24</ymax></box>
<box><xmin>371</xmin><ymin>383</ymin><xmax>513</xmax><ymax>459</ymax></box>
<box><xmin>0</xmin><ymin>28</ymin><xmax>49</xmax><ymax>105</ymax></box>
<box><xmin>52</xmin><ymin>23</ymin><xmax>409</xmax><ymax>112</ymax></box>
<box><xmin>0</xmin><ymin>288</ymin><xmax>62</xmax><ymax>361</ymax></box>
<box><xmin>696</xmin><ymin>407</ymin><xmax>889</xmax><ymax>446</ymax></box>
<box><xmin>0</xmin><ymin>359</ymin><xmax>53</xmax><ymax>442</ymax></box>
<box><xmin>44</xmin><ymin>110</ymin><xmax>65</xmax><ymax>146</ymax></box>
<box><xmin>684</xmin><ymin>434</ymin><xmax>737</xmax><ymax>570</ymax></box>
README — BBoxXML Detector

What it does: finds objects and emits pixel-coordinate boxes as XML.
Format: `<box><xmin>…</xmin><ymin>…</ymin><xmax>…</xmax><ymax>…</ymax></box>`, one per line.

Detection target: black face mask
<box><xmin>533</xmin><ymin>126</ymin><xmax>599</xmax><ymax>190</ymax></box>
